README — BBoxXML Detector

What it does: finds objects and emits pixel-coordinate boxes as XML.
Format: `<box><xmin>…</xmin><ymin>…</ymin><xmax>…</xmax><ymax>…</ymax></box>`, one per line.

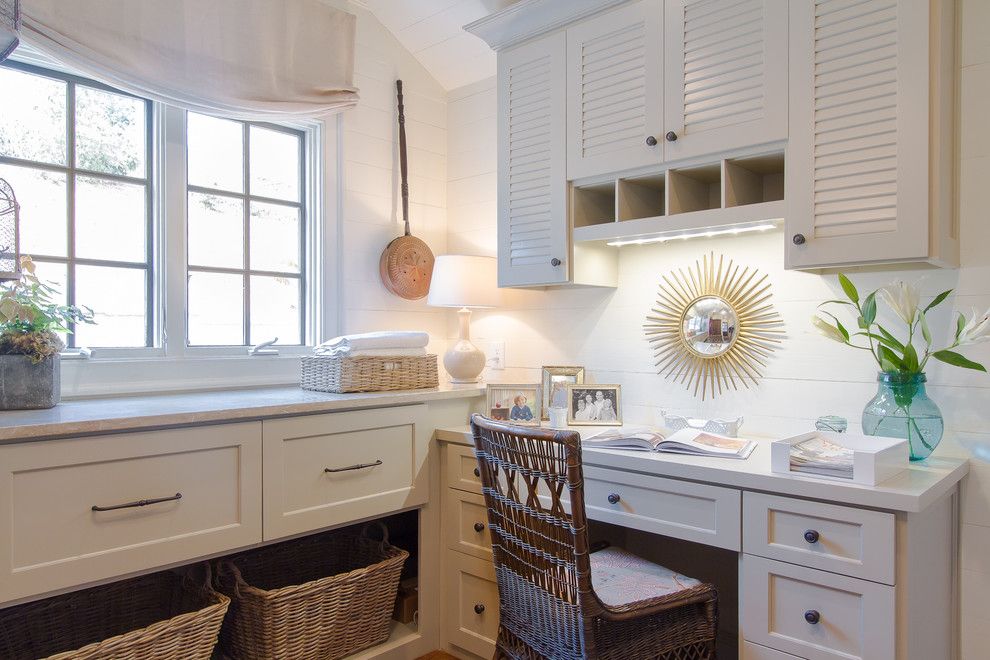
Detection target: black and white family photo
<box><xmin>566</xmin><ymin>385</ymin><xmax>621</xmax><ymax>426</ymax></box>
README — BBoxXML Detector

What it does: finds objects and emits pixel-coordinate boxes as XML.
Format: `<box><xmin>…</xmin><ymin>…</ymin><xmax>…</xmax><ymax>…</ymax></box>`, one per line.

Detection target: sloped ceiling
<box><xmin>361</xmin><ymin>0</ymin><xmax>518</xmax><ymax>90</ymax></box>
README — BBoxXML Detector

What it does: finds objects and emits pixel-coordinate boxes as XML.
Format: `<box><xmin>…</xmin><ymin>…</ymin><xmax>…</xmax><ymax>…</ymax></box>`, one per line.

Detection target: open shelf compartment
<box><xmin>724</xmin><ymin>152</ymin><xmax>785</xmax><ymax>207</ymax></box>
<box><xmin>667</xmin><ymin>163</ymin><xmax>722</xmax><ymax>214</ymax></box>
<box><xmin>617</xmin><ymin>174</ymin><xmax>665</xmax><ymax>221</ymax></box>
<box><xmin>572</xmin><ymin>181</ymin><xmax>616</xmax><ymax>228</ymax></box>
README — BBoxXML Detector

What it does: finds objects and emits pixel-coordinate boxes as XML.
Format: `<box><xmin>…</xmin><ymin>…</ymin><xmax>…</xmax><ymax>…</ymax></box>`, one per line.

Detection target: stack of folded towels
<box><xmin>313</xmin><ymin>331</ymin><xmax>430</xmax><ymax>358</ymax></box>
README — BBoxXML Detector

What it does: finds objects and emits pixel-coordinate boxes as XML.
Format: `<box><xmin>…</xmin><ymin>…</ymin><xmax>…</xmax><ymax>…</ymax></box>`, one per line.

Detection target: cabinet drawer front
<box><xmin>0</xmin><ymin>423</ymin><xmax>262</xmax><ymax>605</ymax></box>
<box><xmin>743</xmin><ymin>641</ymin><xmax>802</xmax><ymax>659</ymax></box>
<box><xmin>743</xmin><ymin>492</ymin><xmax>895</xmax><ymax>584</ymax></box>
<box><xmin>583</xmin><ymin>466</ymin><xmax>741</xmax><ymax>550</ymax></box>
<box><xmin>742</xmin><ymin>555</ymin><xmax>894</xmax><ymax>660</ymax></box>
<box><xmin>444</xmin><ymin>489</ymin><xmax>492</xmax><ymax>561</ymax></box>
<box><xmin>443</xmin><ymin>442</ymin><xmax>483</xmax><ymax>494</ymax></box>
<box><xmin>263</xmin><ymin>405</ymin><xmax>429</xmax><ymax>540</ymax></box>
<box><xmin>444</xmin><ymin>552</ymin><xmax>499</xmax><ymax>659</ymax></box>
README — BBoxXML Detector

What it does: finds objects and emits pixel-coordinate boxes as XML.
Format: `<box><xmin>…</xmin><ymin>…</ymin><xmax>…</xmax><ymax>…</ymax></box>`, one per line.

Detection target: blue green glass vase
<box><xmin>862</xmin><ymin>372</ymin><xmax>943</xmax><ymax>461</ymax></box>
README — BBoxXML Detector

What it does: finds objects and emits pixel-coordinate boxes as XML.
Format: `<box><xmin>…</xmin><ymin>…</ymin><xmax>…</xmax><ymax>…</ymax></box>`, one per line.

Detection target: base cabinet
<box><xmin>443</xmin><ymin>551</ymin><xmax>500</xmax><ymax>659</ymax></box>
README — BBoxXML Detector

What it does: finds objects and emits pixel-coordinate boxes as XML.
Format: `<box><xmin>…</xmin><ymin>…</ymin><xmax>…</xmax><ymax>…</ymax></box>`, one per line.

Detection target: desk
<box><xmin>435</xmin><ymin>426</ymin><xmax>969</xmax><ymax>660</ymax></box>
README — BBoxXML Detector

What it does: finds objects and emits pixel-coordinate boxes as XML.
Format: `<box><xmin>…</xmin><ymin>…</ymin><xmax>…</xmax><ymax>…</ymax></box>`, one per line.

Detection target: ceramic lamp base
<box><xmin>443</xmin><ymin>339</ymin><xmax>486</xmax><ymax>383</ymax></box>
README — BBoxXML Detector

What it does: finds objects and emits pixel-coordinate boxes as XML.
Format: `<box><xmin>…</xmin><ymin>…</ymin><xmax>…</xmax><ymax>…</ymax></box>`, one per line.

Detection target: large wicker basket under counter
<box><xmin>301</xmin><ymin>353</ymin><xmax>438</xmax><ymax>393</ymax></box>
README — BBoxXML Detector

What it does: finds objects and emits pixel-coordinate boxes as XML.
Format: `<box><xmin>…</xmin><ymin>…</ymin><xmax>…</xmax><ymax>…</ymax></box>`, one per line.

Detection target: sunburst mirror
<box><xmin>643</xmin><ymin>252</ymin><xmax>784</xmax><ymax>400</ymax></box>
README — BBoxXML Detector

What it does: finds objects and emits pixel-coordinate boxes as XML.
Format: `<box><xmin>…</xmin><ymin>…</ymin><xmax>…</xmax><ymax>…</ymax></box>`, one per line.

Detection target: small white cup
<box><xmin>548</xmin><ymin>407</ymin><xmax>568</xmax><ymax>429</ymax></box>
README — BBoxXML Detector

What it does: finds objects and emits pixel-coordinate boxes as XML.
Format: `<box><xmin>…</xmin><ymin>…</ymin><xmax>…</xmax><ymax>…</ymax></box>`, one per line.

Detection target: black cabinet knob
<box><xmin>804</xmin><ymin>529</ymin><xmax>820</xmax><ymax>544</ymax></box>
<box><xmin>607</xmin><ymin>493</ymin><xmax>621</xmax><ymax>504</ymax></box>
<box><xmin>474</xmin><ymin>603</ymin><xmax>486</xmax><ymax>614</ymax></box>
<box><xmin>645</xmin><ymin>135</ymin><xmax>658</xmax><ymax>146</ymax></box>
<box><xmin>473</xmin><ymin>467</ymin><xmax>480</xmax><ymax>478</ymax></box>
<box><xmin>792</xmin><ymin>233</ymin><xmax>807</xmax><ymax>245</ymax></box>
<box><xmin>474</xmin><ymin>522</ymin><xmax>485</xmax><ymax>533</ymax></box>
<box><xmin>665</xmin><ymin>131</ymin><xmax>678</xmax><ymax>142</ymax></box>
<box><xmin>550</xmin><ymin>257</ymin><xmax>562</xmax><ymax>267</ymax></box>
<box><xmin>804</xmin><ymin>609</ymin><xmax>821</xmax><ymax>624</ymax></box>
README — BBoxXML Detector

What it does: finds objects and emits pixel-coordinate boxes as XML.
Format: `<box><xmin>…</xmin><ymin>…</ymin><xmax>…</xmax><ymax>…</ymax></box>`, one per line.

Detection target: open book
<box><xmin>582</xmin><ymin>426</ymin><xmax>757</xmax><ymax>460</ymax></box>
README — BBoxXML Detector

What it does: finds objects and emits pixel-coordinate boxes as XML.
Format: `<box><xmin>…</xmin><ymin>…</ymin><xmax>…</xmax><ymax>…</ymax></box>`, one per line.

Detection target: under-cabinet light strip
<box><xmin>605</xmin><ymin>221</ymin><xmax>780</xmax><ymax>247</ymax></box>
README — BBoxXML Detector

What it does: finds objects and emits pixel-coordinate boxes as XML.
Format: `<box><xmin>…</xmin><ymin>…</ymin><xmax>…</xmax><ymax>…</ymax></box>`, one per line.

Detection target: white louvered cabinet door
<box><xmin>497</xmin><ymin>32</ymin><xmax>569</xmax><ymax>287</ymax></box>
<box><xmin>663</xmin><ymin>0</ymin><xmax>787</xmax><ymax>162</ymax></box>
<box><xmin>785</xmin><ymin>0</ymin><xmax>940</xmax><ymax>269</ymax></box>
<box><xmin>566</xmin><ymin>0</ymin><xmax>663</xmax><ymax>180</ymax></box>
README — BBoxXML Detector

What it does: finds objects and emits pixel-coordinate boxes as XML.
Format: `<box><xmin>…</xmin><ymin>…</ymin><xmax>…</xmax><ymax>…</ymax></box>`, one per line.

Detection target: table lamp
<box><xmin>428</xmin><ymin>255</ymin><xmax>500</xmax><ymax>383</ymax></box>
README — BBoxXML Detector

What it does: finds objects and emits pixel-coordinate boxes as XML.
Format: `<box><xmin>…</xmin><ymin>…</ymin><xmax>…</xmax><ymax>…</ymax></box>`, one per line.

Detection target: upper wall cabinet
<box><xmin>785</xmin><ymin>0</ymin><xmax>958</xmax><ymax>269</ymax></box>
<box><xmin>566</xmin><ymin>0</ymin><xmax>663</xmax><ymax>180</ymax></box>
<box><xmin>663</xmin><ymin>0</ymin><xmax>788</xmax><ymax>161</ymax></box>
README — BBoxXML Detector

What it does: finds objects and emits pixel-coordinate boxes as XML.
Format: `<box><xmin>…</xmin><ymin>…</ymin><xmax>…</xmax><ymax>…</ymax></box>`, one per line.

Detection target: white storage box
<box><xmin>771</xmin><ymin>431</ymin><xmax>908</xmax><ymax>486</ymax></box>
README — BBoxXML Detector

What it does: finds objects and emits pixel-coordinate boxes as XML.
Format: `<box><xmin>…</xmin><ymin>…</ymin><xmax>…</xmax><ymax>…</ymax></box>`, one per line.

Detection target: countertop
<box><xmin>0</xmin><ymin>384</ymin><xmax>486</xmax><ymax>443</ymax></box>
<box><xmin>436</xmin><ymin>425</ymin><xmax>969</xmax><ymax>513</ymax></box>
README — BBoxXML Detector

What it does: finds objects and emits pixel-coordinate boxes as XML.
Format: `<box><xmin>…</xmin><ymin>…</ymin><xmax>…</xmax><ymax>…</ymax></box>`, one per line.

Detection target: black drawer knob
<box><xmin>474</xmin><ymin>603</ymin><xmax>486</xmax><ymax>614</ymax></box>
<box><xmin>550</xmin><ymin>257</ymin><xmax>562</xmax><ymax>267</ymax></box>
<box><xmin>804</xmin><ymin>609</ymin><xmax>821</xmax><ymax>624</ymax></box>
<box><xmin>645</xmin><ymin>135</ymin><xmax>658</xmax><ymax>146</ymax></box>
<box><xmin>473</xmin><ymin>467</ymin><xmax>480</xmax><ymax>477</ymax></box>
<box><xmin>474</xmin><ymin>522</ymin><xmax>485</xmax><ymax>533</ymax></box>
<box><xmin>793</xmin><ymin>233</ymin><xmax>807</xmax><ymax>245</ymax></box>
<box><xmin>607</xmin><ymin>493</ymin><xmax>621</xmax><ymax>504</ymax></box>
<box><xmin>665</xmin><ymin>131</ymin><xmax>678</xmax><ymax>142</ymax></box>
<box><xmin>804</xmin><ymin>529</ymin><xmax>820</xmax><ymax>544</ymax></box>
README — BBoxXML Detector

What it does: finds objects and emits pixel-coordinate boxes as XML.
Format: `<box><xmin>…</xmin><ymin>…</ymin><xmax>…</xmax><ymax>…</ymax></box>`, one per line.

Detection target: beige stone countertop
<box><xmin>0</xmin><ymin>384</ymin><xmax>486</xmax><ymax>443</ymax></box>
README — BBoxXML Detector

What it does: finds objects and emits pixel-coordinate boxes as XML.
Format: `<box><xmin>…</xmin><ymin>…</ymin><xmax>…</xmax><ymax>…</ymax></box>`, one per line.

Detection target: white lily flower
<box><xmin>812</xmin><ymin>315</ymin><xmax>845</xmax><ymax>343</ymax></box>
<box><xmin>959</xmin><ymin>308</ymin><xmax>990</xmax><ymax>345</ymax></box>
<box><xmin>879</xmin><ymin>280</ymin><xmax>920</xmax><ymax>325</ymax></box>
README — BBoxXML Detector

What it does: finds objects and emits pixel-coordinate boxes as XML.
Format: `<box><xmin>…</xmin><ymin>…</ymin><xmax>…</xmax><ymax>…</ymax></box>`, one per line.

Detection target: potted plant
<box><xmin>0</xmin><ymin>256</ymin><xmax>93</xmax><ymax>409</ymax></box>
<box><xmin>813</xmin><ymin>275</ymin><xmax>988</xmax><ymax>461</ymax></box>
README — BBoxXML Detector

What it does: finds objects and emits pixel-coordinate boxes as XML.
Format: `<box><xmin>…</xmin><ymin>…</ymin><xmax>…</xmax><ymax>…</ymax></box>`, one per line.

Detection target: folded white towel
<box><xmin>336</xmin><ymin>347</ymin><xmax>427</xmax><ymax>358</ymax></box>
<box><xmin>314</xmin><ymin>331</ymin><xmax>430</xmax><ymax>357</ymax></box>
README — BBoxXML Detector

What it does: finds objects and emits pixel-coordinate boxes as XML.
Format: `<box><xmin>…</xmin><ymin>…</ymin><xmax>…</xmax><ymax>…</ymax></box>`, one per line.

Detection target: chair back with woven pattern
<box><xmin>470</xmin><ymin>414</ymin><xmax>602</xmax><ymax>660</ymax></box>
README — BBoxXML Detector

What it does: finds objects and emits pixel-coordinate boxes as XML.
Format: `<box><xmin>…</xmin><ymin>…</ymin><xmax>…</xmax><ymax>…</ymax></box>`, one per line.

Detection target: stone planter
<box><xmin>0</xmin><ymin>354</ymin><xmax>60</xmax><ymax>409</ymax></box>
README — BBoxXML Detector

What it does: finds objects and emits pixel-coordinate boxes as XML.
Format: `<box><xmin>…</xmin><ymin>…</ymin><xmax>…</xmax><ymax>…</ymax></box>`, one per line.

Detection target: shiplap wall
<box><xmin>445</xmin><ymin>1</ymin><xmax>990</xmax><ymax>655</ymax></box>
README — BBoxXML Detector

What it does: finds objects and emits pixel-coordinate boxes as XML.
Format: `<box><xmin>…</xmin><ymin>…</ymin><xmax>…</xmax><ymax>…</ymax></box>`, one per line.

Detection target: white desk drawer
<box><xmin>744</xmin><ymin>492</ymin><xmax>895</xmax><ymax>584</ymax></box>
<box><xmin>0</xmin><ymin>423</ymin><xmax>262</xmax><ymax>605</ymax></box>
<box><xmin>743</xmin><ymin>641</ymin><xmax>802</xmax><ymax>659</ymax></box>
<box><xmin>583</xmin><ymin>465</ymin><xmax>741</xmax><ymax>551</ymax></box>
<box><xmin>443</xmin><ymin>442</ymin><xmax>483</xmax><ymax>494</ymax></box>
<box><xmin>263</xmin><ymin>405</ymin><xmax>429</xmax><ymax>540</ymax></box>
<box><xmin>742</xmin><ymin>555</ymin><xmax>894</xmax><ymax>660</ymax></box>
<box><xmin>444</xmin><ymin>488</ymin><xmax>492</xmax><ymax>561</ymax></box>
<box><xmin>444</xmin><ymin>551</ymin><xmax>499</xmax><ymax>659</ymax></box>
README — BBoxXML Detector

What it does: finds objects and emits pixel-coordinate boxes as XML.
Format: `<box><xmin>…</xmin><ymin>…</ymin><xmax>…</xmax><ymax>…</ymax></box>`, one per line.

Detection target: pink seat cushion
<box><xmin>590</xmin><ymin>546</ymin><xmax>701</xmax><ymax>607</ymax></box>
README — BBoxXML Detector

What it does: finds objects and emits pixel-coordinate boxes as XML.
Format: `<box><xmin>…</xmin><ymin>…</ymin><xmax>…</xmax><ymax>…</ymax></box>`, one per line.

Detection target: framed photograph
<box><xmin>540</xmin><ymin>366</ymin><xmax>585</xmax><ymax>420</ymax></box>
<box><xmin>486</xmin><ymin>383</ymin><xmax>542</xmax><ymax>426</ymax></box>
<box><xmin>566</xmin><ymin>384</ymin><xmax>622</xmax><ymax>426</ymax></box>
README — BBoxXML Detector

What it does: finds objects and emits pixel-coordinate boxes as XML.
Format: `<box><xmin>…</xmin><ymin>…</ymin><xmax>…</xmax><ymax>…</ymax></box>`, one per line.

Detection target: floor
<box><xmin>417</xmin><ymin>653</ymin><xmax>458</xmax><ymax>660</ymax></box>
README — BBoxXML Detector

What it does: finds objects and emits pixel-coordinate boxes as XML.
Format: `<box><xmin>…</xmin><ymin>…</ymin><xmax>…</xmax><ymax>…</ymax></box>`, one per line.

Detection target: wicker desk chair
<box><xmin>470</xmin><ymin>414</ymin><xmax>718</xmax><ymax>660</ymax></box>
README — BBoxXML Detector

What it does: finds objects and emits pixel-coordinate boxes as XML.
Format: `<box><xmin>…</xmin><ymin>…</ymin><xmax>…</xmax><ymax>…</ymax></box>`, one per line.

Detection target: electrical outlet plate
<box><xmin>488</xmin><ymin>341</ymin><xmax>505</xmax><ymax>370</ymax></box>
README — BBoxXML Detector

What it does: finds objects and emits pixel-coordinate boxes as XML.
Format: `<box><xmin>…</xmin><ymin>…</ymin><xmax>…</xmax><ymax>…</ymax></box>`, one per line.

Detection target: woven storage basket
<box><xmin>301</xmin><ymin>354</ymin><xmax>438</xmax><ymax>393</ymax></box>
<box><xmin>217</xmin><ymin>522</ymin><xmax>409</xmax><ymax>660</ymax></box>
<box><xmin>0</xmin><ymin>568</ymin><xmax>228</xmax><ymax>660</ymax></box>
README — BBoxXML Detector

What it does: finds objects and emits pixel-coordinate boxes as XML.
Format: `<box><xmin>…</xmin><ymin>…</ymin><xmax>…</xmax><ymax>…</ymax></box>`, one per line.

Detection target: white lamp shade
<box><xmin>428</xmin><ymin>255</ymin><xmax>500</xmax><ymax>308</ymax></box>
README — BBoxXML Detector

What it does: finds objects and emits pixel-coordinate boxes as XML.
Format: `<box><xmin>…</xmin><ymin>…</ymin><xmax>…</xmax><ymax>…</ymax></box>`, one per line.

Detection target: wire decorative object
<box><xmin>644</xmin><ymin>252</ymin><xmax>784</xmax><ymax>400</ymax></box>
<box><xmin>0</xmin><ymin>178</ymin><xmax>20</xmax><ymax>280</ymax></box>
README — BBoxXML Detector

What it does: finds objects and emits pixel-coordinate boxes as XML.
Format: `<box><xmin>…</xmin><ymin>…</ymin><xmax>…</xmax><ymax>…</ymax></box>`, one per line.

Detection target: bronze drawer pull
<box><xmin>474</xmin><ymin>603</ymin><xmax>486</xmax><ymax>614</ymax></box>
<box><xmin>324</xmin><ymin>460</ymin><xmax>383</xmax><ymax>473</ymax></box>
<box><xmin>92</xmin><ymin>492</ymin><xmax>182</xmax><ymax>512</ymax></box>
<box><xmin>474</xmin><ymin>522</ymin><xmax>486</xmax><ymax>533</ymax></box>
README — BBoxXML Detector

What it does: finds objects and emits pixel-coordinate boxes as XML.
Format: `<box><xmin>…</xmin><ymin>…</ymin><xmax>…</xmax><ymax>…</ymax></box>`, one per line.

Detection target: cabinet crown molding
<box><xmin>464</xmin><ymin>0</ymin><xmax>627</xmax><ymax>51</ymax></box>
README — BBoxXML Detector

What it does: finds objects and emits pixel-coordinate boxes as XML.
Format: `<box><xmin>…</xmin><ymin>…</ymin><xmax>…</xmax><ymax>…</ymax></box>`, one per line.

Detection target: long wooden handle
<box><xmin>396</xmin><ymin>79</ymin><xmax>410</xmax><ymax>236</ymax></box>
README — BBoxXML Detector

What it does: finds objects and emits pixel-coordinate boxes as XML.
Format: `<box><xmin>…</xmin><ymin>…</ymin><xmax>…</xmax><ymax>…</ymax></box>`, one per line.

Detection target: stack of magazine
<box><xmin>788</xmin><ymin>434</ymin><xmax>854</xmax><ymax>479</ymax></box>
<box><xmin>582</xmin><ymin>426</ymin><xmax>757</xmax><ymax>460</ymax></box>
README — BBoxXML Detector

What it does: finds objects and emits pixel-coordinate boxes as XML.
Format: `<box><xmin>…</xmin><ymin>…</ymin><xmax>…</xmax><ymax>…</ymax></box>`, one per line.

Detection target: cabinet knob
<box><xmin>804</xmin><ymin>529</ymin><xmax>820</xmax><ymax>544</ymax></box>
<box><xmin>645</xmin><ymin>135</ymin><xmax>658</xmax><ymax>146</ymax></box>
<box><xmin>550</xmin><ymin>257</ymin><xmax>562</xmax><ymax>267</ymax></box>
<box><xmin>473</xmin><ymin>467</ymin><xmax>481</xmax><ymax>478</ymax></box>
<box><xmin>607</xmin><ymin>493</ymin><xmax>621</xmax><ymax>504</ymax></box>
<box><xmin>804</xmin><ymin>609</ymin><xmax>821</xmax><ymax>625</ymax></box>
<box><xmin>665</xmin><ymin>131</ymin><xmax>678</xmax><ymax>142</ymax></box>
<box><xmin>792</xmin><ymin>233</ymin><xmax>807</xmax><ymax>245</ymax></box>
<box><xmin>474</xmin><ymin>522</ymin><xmax>485</xmax><ymax>533</ymax></box>
<box><xmin>474</xmin><ymin>603</ymin><xmax>486</xmax><ymax>614</ymax></box>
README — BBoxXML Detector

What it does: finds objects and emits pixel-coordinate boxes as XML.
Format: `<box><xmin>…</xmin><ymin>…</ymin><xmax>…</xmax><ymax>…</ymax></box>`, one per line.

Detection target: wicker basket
<box><xmin>301</xmin><ymin>354</ymin><xmax>438</xmax><ymax>393</ymax></box>
<box><xmin>0</xmin><ymin>568</ymin><xmax>229</xmax><ymax>660</ymax></box>
<box><xmin>217</xmin><ymin>523</ymin><xmax>409</xmax><ymax>660</ymax></box>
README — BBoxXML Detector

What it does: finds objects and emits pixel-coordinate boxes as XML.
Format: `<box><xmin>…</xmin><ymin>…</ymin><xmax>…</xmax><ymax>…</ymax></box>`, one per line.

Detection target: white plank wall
<box><xmin>445</xmin><ymin>1</ymin><xmax>990</xmax><ymax>656</ymax></box>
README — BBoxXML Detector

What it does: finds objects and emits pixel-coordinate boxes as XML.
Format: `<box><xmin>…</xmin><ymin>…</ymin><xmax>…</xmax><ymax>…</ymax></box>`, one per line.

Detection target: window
<box><xmin>0</xmin><ymin>61</ymin><xmax>153</xmax><ymax>348</ymax></box>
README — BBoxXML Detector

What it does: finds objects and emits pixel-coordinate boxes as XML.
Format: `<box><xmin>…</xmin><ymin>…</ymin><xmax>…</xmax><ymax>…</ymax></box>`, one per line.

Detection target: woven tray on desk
<box><xmin>301</xmin><ymin>354</ymin><xmax>438</xmax><ymax>393</ymax></box>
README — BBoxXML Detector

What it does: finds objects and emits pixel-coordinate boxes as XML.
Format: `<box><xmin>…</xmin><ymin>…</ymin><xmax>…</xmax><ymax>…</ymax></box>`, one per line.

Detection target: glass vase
<box><xmin>862</xmin><ymin>372</ymin><xmax>943</xmax><ymax>461</ymax></box>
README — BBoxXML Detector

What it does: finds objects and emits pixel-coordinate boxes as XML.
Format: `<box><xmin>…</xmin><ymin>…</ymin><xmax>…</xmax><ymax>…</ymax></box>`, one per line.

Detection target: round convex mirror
<box><xmin>682</xmin><ymin>296</ymin><xmax>738</xmax><ymax>356</ymax></box>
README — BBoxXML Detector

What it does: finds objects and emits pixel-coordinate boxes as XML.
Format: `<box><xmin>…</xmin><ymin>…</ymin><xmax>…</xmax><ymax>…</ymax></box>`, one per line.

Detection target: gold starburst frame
<box><xmin>643</xmin><ymin>252</ymin><xmax>784</xmax><ymax>400</ymax></box>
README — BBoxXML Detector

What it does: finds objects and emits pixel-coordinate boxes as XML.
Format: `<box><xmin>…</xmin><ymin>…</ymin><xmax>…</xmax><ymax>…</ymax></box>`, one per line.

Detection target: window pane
<box><xmin>75</xmin><ymin>176</ymin><xmax>146</xmax><ymax>262</ymax></box>
<box><xmin>0</xmin><ymin>163</ymin><xmax>67</xmax><ymax>257</ymax></box>
<box><xmin>250</xmin><ymin>202</ymin><xmax>300</xmax><ymax>273</ymax></box>
<box><xmin>250</xmin><ymin>275</ymin><xmax>301</xmax><ymax>345</ymax></box>
<box><xmin>75</xmin><ymin>86</ymin><xmax>146</xmax><ymax>178</ymax></box>
<box><xmin>0</xmin><ymin>68</ymin><xmax>67</xmax><ymax>165</ymax></box>
<box><xmin>249</xmin><ymin>126</ymin><xmax>300</xmax><ymax>201</ymax></box>
<box><xmin>73</xmin><ymin>265</ymin><xmax>147</xmax><ymax>347</ymax></box>
<box><xmin>30</xmin><ymin>261</ymin><xmax>68</xmax><ymax>344</ymax></box>
<box><xmin>188</xmin><ymin>271</ymin><xmax>244</xmax><ymax>345</ymax></box>
<box><xmin>187</xmin><ymin>192</ymin><xmax>243</xmax><ymax>269</ymax></box>
<box><xmin>187</xmin><ymin>113</ymin><xmax>243</xmax><ymax>193</ymax></box>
